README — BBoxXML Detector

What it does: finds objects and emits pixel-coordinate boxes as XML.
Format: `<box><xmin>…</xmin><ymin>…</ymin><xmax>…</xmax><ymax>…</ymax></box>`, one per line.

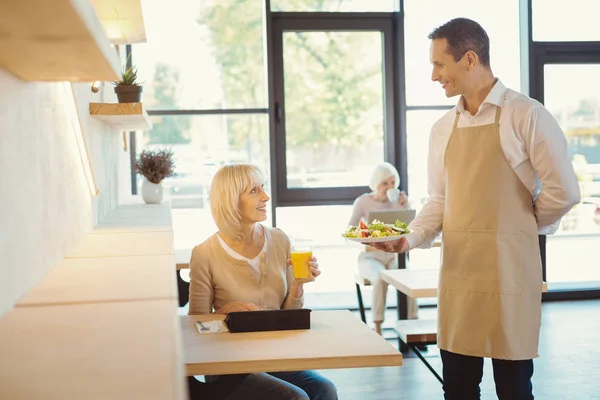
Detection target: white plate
<box><xmin>344</xmin><ymin>234</ymin><xmax>407</xmax><ymax>243</ymax></box>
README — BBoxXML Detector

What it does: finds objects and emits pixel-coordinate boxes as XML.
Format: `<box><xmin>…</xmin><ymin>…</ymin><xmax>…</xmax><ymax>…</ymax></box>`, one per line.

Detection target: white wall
<box><xmin>0</xmin><ymin>69</ymin><xmax>128</xmax><ymax>317</ymax></box>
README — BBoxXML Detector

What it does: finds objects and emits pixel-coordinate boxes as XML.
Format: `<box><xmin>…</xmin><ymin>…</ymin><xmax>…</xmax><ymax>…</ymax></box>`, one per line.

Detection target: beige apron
<box><xmin>438</xmin><ymin>105</ymin><xmax>543</xmax><ymax>360</ymax></box>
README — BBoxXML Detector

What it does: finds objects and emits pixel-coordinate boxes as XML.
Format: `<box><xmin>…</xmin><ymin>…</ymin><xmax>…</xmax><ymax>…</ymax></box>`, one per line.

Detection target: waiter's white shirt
<box><xmin>407</xmin><ymin>79</ymin><xmax>581</xmax><ymax>249</ymax></box>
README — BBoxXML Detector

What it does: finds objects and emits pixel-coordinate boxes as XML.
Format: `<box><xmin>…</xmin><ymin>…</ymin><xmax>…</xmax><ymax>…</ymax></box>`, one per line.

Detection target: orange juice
<box><xmin>291</xmin><ymin>249</ymin><xmax>312</xmax><ymax>279</ymax></box>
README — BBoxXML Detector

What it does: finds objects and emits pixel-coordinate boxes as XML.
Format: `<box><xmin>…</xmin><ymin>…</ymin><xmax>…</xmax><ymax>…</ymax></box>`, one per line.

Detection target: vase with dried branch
<box><xmin>135</xmin><ymin>148</ymin><xmax>175</xmax><ymax>204</ymax></box>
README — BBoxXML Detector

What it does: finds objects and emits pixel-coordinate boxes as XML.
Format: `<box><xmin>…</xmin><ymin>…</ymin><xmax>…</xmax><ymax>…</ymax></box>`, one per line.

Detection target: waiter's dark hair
<box><xmin>428</xmin><ymin>18</ymin><xmax>490</xmax><ymax>67</ymax></box>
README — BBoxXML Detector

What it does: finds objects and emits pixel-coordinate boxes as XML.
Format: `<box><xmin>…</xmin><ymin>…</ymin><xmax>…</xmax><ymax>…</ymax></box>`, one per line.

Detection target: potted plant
<box><xmin>135</xmin><ymin>148</ymin><xmax>175</xmax><ymax>204</ymax></box>
<box><xmin>113</xmin><ymin>55</ymin><xmax>143</xmax><ymax>103</ymax></box>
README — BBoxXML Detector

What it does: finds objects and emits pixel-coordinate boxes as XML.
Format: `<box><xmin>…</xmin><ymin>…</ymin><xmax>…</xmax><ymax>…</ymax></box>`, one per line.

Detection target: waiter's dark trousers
<box><xmin>440</xmin><ymin>349</ymin><xmax>534</xmax><ymax>400</ymax></box>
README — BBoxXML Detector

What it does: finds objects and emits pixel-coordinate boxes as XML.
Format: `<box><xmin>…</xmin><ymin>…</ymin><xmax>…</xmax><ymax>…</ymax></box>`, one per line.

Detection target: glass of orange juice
<box><xmin>290</xmin><ymin>245</ymin><xmax>313</xmax><ymax>280</ymax></box>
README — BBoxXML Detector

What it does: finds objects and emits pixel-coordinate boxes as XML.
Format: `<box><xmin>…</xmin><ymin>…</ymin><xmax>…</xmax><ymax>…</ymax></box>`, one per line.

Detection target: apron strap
<box><xmin>452</xmin><ymin>111</ymin><xmax>460</xmax><ymax>131</ymax></box>
<box><xmin>494</xmin><ymin>106</ymin><xmax>501</xmax><ymax>125</ymax></box>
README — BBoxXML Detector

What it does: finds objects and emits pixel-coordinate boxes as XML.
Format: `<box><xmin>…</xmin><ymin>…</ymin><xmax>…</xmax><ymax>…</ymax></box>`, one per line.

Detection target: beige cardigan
<box><xmin>188</xmin><ymin>226</ymin><xmax>303</xmax><ymax>315</ymax></box>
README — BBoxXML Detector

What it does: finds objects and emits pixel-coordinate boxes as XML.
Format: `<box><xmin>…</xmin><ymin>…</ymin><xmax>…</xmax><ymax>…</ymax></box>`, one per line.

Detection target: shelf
<box><xmin>90</xmin><ymin>102</ymin><xmax>153</xmax><ymax>131</ymax></box>
<box><xmin>91</xmin><ymin>0</ymin><xmax>147</xmax><ymax>45</ymax></box>
<box><xmin>0</xmin><ymin>0</ymin><xmax>121</xmax><ymax>82</ymax></box>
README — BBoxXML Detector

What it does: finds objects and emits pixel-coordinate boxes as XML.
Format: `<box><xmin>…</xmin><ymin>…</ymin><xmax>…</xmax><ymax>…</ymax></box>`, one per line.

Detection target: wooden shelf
<box><xmin>0</xmin><ymin>0</ymin><xmax>121</xmax><ymax>82</ymax></box>
<box><xmin>92</xmin><ymin>0</ymin><xmax>147</xmax><ymax>45</ymax></box>
<box><xmin>90</xmin><ymin>102</ymin><xmax>153</xmax><ymax>131</ymax></box>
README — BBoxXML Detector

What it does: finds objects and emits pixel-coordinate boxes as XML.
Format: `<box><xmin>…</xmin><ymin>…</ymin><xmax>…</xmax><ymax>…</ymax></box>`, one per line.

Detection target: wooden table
<box><xmin>381</xmin><ymin>268</ymin><xmax>440</xmax><ymax>298</ymax></box>
<box><xmin>181</xmin><ymin>310</ymin><xmax>403</xmax><ymax>376</ymax></box>
<box><xmin>381</xmin><ymin>268</ymin><xmax>548</xmax><ymax>298</ymax></box>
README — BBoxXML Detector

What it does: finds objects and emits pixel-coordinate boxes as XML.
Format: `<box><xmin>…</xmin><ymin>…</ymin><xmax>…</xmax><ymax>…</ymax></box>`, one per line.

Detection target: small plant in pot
<box><xmin>113</xmin><ymin>56</ymin><xmax>143</xmax><ymax>103</ymax></box>
<box><xmin>135</xmin><ymin>148</ymin><xmax>175</xmax><ymax>204</ymax></box>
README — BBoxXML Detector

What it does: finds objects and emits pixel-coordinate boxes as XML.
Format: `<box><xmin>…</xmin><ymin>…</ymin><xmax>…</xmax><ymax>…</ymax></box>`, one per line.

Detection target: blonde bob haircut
<box><xmin>210</xmin><ymin>163</ymin><xmax>265</xmax><ymax>240</ymax></box>
<box><xmin>369</xmin><ymin>162</ymin><xmax>400</xmax><ymax>192</ymax></box>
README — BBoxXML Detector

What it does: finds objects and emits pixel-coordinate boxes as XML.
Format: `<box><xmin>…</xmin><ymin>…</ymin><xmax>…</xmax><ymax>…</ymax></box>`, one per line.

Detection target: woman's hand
<box><xmin>287</xmin><ymin>256</ymin><xmax>321</xmax><ymax>284</ymax></box>
<box><xmin>214</xmin><ymin>301</ymin><xmax>261</xmax><ymax>315</ymax></box>
<box><xmin>287</xmin><ymin>256</ymin><xmax>320</xmax><ymax>299</ymax></box>
<box><xmin>398</xmin><ymin>191</ymin><xmax>408</xmax><ymax>208</ymax></box>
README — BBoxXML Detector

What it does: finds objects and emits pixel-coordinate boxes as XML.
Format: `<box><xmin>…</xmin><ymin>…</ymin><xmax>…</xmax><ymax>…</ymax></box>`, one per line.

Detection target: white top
<box><xmin>406</xmin><ymin>79</ymin><xmax>581</xmax><ymax>249</ymax></box>
<box><xmin>216</xmin><ymin>233</ymin><xmax>267</xmax><ymax>282</ymax></box>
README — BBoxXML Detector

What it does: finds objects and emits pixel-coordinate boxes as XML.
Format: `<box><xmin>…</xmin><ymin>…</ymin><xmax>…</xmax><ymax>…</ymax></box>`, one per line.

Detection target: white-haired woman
<box><xmin>348</xmin><ymin>162</ymin><xmax>418</xmax><ymax>335</ymax></box>
<box><xmin>188</xmin><ymin>163</ymin><xmax>337</xmax><ymax>400</ymax></box>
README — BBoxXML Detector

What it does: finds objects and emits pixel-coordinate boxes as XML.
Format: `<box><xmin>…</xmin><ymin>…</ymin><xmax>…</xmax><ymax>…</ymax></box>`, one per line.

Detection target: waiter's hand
<box><xmin>364</xmin><ymin>237</ymin><xmax>409</xmax><ymax>253</ymax></box>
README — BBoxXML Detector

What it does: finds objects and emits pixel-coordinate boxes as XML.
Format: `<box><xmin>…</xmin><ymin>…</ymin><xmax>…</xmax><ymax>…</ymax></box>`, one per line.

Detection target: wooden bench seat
<box><xmin>395</xmin><ymin>318</ymin><xmax>442</xmax><ymax>383</ymax></box>
<box><xmin>395</xmin><ymin>319</ymin><xmax>437</xmax><ymax>345</ymax></box>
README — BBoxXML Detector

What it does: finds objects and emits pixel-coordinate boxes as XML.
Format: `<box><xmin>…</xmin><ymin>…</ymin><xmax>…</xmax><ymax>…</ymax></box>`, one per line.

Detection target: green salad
<box><xmin>342</xmin><ymin>219</ymin><xmax>410</xmax><ymax>239</ymax></box>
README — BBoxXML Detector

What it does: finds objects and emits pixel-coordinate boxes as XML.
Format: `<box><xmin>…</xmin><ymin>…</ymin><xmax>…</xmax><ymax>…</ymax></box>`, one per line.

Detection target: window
<box><xmin>403</xmin><ymin>0</ymin><xmax>521</xmax><ymax>106</ymax></box>
<box><xmin>271</xmin><ymin>16</ymin><xmax>397</xmax><ymax>205</ymax></box>
<box><xmin>542</xmin><ymin>64</ymin><xmax>600</xmax><ymax>285</ymax></box>
<box><xmin>134</xmin><ymin>0</ymin><xmax>266</xmax><ymax>110</ymax></box>
<box><xmin>281</xmin><ymin>30</ymin><xmax>386</xmax><ymax>189</ymax></box>
<box><xmin>135</xmin><ymin>113</ymin><xmax>271</xmax><ymax>209</ymax></box>
<box><xmin>132</xmin><ymin>0</ymin><xmax>271</xmax><ymax>239</ymax></box>
<box><xmin>533</xmin><ymin>0</ymin><xmax>600</xmax><ymax>42</ymax></box>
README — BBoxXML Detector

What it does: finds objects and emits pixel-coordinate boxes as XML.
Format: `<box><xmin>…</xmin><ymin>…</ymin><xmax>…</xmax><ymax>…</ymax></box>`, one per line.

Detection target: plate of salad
<box><xmin>342</xmin><ymin>219</ymin><xmax>410</xmax><ymax>243</ymax></box>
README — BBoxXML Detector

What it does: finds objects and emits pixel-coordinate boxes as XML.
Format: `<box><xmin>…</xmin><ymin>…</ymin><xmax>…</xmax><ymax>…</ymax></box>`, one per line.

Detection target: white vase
<box><xmin>141</xmin><ymin>178</ymin><xmax>164</xmax><ymax>204</ymax></box>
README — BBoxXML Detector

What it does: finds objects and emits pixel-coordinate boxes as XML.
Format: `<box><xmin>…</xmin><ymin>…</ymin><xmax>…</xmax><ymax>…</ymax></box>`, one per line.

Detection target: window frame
<box><xmin>269</xmin><ymin>12</ymin><xmax>399</xmax><ymax>207</ymax></box>
<box><xmin>527</xmin><ymin>0</ymin><xmax>600</xmax><ymax>299</ymax></box>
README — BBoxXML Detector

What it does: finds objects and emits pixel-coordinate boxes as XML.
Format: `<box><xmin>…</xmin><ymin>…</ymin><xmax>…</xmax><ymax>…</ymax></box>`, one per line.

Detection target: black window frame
<box><xmin>268</xmin><ymin>12</ymin><xmax>400</xmax><ymax>207</ymax></box>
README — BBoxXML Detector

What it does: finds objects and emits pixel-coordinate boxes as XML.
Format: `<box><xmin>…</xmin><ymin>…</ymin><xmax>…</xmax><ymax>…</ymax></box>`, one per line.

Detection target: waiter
<box><xmin>371</xmin><ymin>18</ymin><xmax>580</xmax><ymax>399</ymax></box>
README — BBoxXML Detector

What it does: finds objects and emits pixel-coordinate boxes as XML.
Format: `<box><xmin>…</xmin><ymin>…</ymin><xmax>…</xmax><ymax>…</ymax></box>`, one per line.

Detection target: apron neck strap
<box><xmin>452</xmin><ymin>111</ymin><xmax>460</xmax><ymax>131</ymax></box>
<box><xmin>494</xmin><ymin>106</ymin><xmax>501</xmax><ymax>125</ymax></box>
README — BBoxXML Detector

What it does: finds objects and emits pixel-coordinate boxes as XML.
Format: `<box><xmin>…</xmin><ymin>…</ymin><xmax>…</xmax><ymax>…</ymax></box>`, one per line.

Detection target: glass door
<box><xmin>271</xmin><ymin>15</ymin><xmax>397</xmax><ymax>206</ymax></box>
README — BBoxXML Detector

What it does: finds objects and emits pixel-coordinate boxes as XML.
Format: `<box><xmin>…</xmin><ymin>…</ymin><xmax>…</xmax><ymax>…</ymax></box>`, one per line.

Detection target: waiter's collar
<box><xmin>456</xmin><ymin>78</ymin><xmax>506</xmax><ymax>114</ymax></box>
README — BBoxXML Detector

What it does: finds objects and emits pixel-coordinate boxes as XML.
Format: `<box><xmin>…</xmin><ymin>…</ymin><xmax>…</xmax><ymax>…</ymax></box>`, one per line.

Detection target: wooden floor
<box><xmin>318</xmin><ymin>300</ymin><xmax>600</xmax><ymax>399</ymax></box>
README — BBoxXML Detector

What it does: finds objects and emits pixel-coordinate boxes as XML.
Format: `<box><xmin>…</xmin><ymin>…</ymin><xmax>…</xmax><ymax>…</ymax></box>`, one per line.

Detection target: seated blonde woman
<box><xmin>348</xmin><ymin>162</ymin><xmax>419</xmax><ymax>335</ymax></box>
<box><xmin>188</xmin><ymin>163</ymin><xmax>338</xmax><ymax>400</ymax></box>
